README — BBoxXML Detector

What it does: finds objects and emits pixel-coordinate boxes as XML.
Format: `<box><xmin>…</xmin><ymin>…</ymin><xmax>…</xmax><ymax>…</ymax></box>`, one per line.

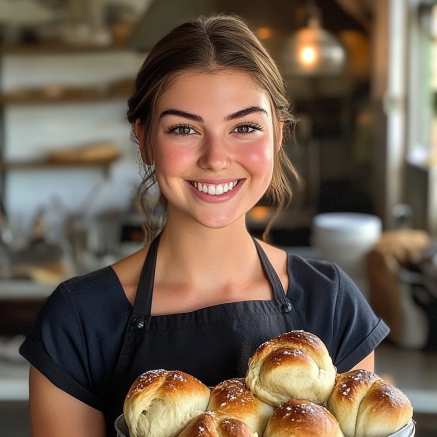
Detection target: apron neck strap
<box><xmin>252</xmin><ymin>238</ymin><xmax>287</xmax><ymax>302</ymax></box>
<box><xmin>132</xmin><ymin>233</ymin><xmax>161</xmax><ymax>316</ymax></box>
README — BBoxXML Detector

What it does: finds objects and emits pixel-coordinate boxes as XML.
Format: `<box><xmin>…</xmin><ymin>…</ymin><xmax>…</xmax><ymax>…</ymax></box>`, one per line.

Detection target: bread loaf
<box><xmin>177</xmin><ymin>412</ymin><xmax>257</xmax><ymax>437</ymax></box>
<box><xmin>264</xmin><ymin>399</ymin><xmax>344</xmax><ymax>437</ymax></box>
<box><xmin>327</xmin><ymin>369</ymin><xmax>413</xmax><ymax>437</ymax></box>
<box><xmin>246</xmin><ymin>330</ymin><xmax>336</xmax><ymax>406</ymax></box>
<box><xmin>123</xmin><ymin>369</ymin><xmax>211</xmax><ymax>437</ymax></box>
<box><xmin>207</xmin><ymin>378</ymin><xmax>274</xmax><ymax>435</ymax></box>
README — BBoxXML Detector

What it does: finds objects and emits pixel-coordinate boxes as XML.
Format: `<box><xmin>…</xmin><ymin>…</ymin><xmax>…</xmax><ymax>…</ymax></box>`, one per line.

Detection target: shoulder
<box><xmin>286</xmin><ymin>253</ymin><xmax>340</xmax><ymax>286</ymax></box>
<box><xmin>26</xmin><ymin>266</ymin><xmax>131</xmax><ymax>348</ymax></box>
<box><xmin>47</xmin><ymin>266</ymin><xmax>129</xmax><ymax>313</ymax></box>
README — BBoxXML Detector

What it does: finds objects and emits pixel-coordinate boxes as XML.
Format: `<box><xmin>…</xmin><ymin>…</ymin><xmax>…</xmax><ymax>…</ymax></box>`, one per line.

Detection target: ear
<box><xmin>135</xmin><ymin>120</ymin><xmax>153</xmax><ymax>165</ymax></box>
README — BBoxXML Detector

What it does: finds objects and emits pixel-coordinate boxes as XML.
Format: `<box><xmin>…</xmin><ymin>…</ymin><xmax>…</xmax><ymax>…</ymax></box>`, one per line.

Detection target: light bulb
<box><xmin>300</xmin><ymin>46</ymin><xmax>317</xmax><ymax>65</ymax></box>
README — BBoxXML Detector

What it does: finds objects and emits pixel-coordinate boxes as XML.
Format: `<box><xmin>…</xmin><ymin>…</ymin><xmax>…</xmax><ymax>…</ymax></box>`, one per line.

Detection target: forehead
<box><xmin>156</xmin><ymin>69</ymin><xmax>271</xmax><ymax>114</ymax></box>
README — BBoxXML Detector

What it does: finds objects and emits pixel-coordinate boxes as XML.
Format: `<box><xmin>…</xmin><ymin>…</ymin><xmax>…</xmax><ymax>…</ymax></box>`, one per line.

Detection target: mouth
<box><xmin>190</xmin><ymin>180</ymin><xmax>241</xmax><ymax>196</ymax></box>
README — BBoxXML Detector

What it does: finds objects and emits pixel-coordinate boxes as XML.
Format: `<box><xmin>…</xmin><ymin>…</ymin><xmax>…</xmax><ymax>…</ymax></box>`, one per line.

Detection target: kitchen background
<box><xmin>0</xmin><ymin>0</ymin><xmax>437</xmax><ymax>435</ymax></box>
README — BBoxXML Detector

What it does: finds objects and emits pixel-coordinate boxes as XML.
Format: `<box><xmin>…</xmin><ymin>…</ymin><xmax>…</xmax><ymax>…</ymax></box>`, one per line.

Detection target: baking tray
<box><xmin>114</xmin><ymin>415</ymin><xmax>415</xmax><ymax>437</ymax></box>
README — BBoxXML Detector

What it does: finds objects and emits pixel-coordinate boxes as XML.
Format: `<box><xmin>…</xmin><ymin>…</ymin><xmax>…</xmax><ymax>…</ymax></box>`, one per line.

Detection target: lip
<box><xmin>189</xmin><ymin>178</ymin><xmax>240</xmax><ymax>185</ymax></box>
<box><xmin>186</xmin><ymin>179</ymin><xmax>245</xmax><ymax>203</ymax></box>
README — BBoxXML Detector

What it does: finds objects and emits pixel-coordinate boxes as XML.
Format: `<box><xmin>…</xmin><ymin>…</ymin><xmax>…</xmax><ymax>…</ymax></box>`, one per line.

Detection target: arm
<box><xmin>350</xmin><ymin>351</ymin><xmax>374</xmax><ymax>372</ymax></box>
<box><xmin>29</xmin><ymin>365</ymin><xmax>106</xmax><ymax>437</ymax></box>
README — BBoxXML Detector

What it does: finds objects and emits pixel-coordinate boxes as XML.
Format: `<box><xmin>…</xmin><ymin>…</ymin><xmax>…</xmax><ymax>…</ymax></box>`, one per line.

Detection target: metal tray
<box><xmin>115</xmin><ymin>415</ymin><xmax>129</xmax><ymax>437</ymax></box>
<box><xmin>114</xmin><ymin>415</ymin><xmax>415</xmax><ymax>437</ymax></box>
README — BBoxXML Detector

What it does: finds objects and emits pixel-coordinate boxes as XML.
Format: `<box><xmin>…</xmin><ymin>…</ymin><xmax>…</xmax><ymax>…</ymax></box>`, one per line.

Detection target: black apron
<box><xmin>106</xmin><ymin>234</ymin><xmax>303</xmax><ymax>435</ymax></box>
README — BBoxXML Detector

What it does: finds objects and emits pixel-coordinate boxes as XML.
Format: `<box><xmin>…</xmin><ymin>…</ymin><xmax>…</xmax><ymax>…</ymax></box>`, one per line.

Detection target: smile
<box><xmin>191</xmin><ymin>180</ymin><xmax>240</xmax><ymax>196</ymax></box>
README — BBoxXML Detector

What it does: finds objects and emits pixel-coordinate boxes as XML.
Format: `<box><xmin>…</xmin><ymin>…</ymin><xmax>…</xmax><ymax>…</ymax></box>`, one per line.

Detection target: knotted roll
<box><xmin>207</xmin><ymin>378</ymin><xmax>274</xmax><ymax>435</ymax></box>
<box><xmin>327</xmin><ymin>369</ymin><xmax>413</xmax><ymax>437</ymax></box>
<box><xmin>124</xmin><ymin>369</ymin><xmax>211</xmax><ymax>437</ymax></box>
<box><xmin>246</xmin><ymin>330</ymin><xmax>337</xmax><ymax>406</ymax></box>
<box><xmin>177</xmin><ymin>412</ymin><xmax>257</xmax><ymax>437</ymax></box>
<box><xmin>264</xmin><ymin>400</ymin><xmax>344</xmax><ymax>437</ymax></box>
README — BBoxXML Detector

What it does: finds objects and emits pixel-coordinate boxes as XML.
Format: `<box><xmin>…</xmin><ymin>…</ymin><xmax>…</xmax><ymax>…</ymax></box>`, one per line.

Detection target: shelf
<box><xmin>0</xmin><ymin>156</ymin><xmax>118</xmax><ymax>170</ymax></box>
<box><xmin>0</xmin><ymin>91</ymin><xmax>130</xmax><ymax>105</ymax></box>
<box><xmin>0</xmin><ymin>280</ymin><xmax>53</xmax><ymax>300</ymax></box>
<box><xmin>0</xmin><ymin>78</ymin><xmax>134</xmax><ymax>106</ymax></box>
<box><xmin>0</xmin><ymin>42</ymin><xmax>135</xmax><ymax>55</ymax></box>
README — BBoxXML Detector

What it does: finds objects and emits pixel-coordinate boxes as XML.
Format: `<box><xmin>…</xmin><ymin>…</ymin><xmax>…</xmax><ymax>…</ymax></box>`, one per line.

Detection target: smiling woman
<box><xmin>19</xmin><ymin>14</ymin><xmax>389</xmax><ymax>437</ymax></box>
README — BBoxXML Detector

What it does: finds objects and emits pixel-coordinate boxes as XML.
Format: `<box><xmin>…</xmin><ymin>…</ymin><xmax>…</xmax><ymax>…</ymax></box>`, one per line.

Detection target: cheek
<box><xmin>153</xmin><ymin>139</ymin><xmax>195</xmax><ymax>178</ymax></box>
<box><xmin>236</xmin><ymin>137</ymin><xmax>274</xmax><ymax>177</ymax></box>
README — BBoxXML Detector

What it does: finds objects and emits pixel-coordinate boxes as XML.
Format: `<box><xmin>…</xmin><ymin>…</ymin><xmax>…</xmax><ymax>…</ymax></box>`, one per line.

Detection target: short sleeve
<box><xmin>287</xmin><ymin>255</ymin><xmax>389</xmax><ymax>372</ymax></box>
<box><xmin>19</xmin><ymin>267</ymin><xmax>132</xmax><ymax>412</ymax></box>
<box><xmin>330</xmin><ymin>264</ymin><xmax>390</xmax><ymax>371</ymax></box>
<box><xmin>19</xmin><ymin>283</ymin><xmax>106</xmax><ymax>411</ymax></box>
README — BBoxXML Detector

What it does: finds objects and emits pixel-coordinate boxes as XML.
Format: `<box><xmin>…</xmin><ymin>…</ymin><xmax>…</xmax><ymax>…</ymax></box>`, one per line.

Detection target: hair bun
<box><xmin>264</xmin><ymin>399</ymin><xmax>344</xmax><ymax>437</ymax></box>
<box><xmin>123</xmin><ymin>369</ymin><xmax>211</xmax><ymax>437</ymax></box>
<box><xmin>327</xmin><ymin>369</ymin><xmax>413</xmax><ymax>437</ymax></box>
<box><xmin>245</xmin><ymin>330</ymin><xmax>336</xmax><ymax>407</ymax></box>
<box><xmin>207</xmin><ymin>378</ymin><xmax>274</xmax><ymax>435</ymax></box>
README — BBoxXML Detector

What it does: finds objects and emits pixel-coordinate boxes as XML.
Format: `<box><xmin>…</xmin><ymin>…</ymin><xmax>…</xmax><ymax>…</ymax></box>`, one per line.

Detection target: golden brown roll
<box><xmin>207</xmin><ymin>378</ymin><xmax>274</xmax><ymax>435</ymax></box>
<box><xmin>264</xmin><ymin>399</ymin><xmax>344</xmax><ymax>437</ymax></box>
<box><xmin>245</xmin><ymin>330</ymin><xmax>336</xmax><ymax>406</ymax></box>
<box><xmin>327</xmin><ymin>369</ymin><xmax>413</xmax><ymax>437</ymax></box>
<box><xmin>177</xmin><ymin>412</ymin><xmax>257</xmax><ymax>437</ymax></box>
<box><xmin>123</xmin><ymin>369</ymin><xmax>211</xmax><ymax>437</ymax></box>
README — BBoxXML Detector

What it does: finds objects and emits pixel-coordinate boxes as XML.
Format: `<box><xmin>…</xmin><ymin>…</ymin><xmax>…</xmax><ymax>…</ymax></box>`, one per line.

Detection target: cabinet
<box><xmin>0</xmin><ymin>42</ymin><xmax>144</xmax><ymax>230</ymax></box>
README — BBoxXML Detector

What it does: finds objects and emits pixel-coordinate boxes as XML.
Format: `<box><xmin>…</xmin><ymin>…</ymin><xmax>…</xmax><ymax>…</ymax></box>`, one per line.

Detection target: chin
<box><xmin>193</xmin><ymin>211</ymin><xmax>245</xmax><ymax>230</ymax></box>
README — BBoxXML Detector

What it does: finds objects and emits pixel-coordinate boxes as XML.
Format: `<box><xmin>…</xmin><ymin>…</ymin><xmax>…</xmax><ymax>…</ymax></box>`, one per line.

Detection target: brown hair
<box><xmin>127</xmin><ymin>14</ymin><xmax>296</xmax><ymax>243</ymax></box>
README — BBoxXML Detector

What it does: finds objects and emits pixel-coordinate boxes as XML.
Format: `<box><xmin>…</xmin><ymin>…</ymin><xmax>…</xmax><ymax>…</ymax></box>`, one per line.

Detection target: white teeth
<box><xmin>192</xmin><ymin>180</ymin><xmax>239</xmax><ymax>196</ymax></box>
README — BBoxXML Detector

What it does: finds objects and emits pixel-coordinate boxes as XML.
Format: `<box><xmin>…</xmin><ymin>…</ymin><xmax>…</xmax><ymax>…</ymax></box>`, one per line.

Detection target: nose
<box><xmin>198</xmin><ymin>134</ymin><xmax>230</xmax><ymax>171</ymax></box>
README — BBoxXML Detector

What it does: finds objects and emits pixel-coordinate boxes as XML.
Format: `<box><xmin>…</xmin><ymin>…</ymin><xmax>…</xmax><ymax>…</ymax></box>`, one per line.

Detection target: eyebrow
<box><xmin>225</xmin><ymin>106</ymin><xmax>268</xmax><ymax>121</ymax></box>
<box><xmin>159</xmin><ymin>109</ymin><xmax>203</xmax><ymax>122</ymax></box>
<box><xmin>158</xmin><ymin>106</ymin><xmax>268</xmax><ymax>123</ymax></box>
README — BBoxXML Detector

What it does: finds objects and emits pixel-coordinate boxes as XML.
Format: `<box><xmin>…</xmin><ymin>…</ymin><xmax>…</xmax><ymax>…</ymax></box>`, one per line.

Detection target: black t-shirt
<box><xmin>20</xmin><ymin>254</ymin><xmax>389</xmax><ymax>413</ymax></box>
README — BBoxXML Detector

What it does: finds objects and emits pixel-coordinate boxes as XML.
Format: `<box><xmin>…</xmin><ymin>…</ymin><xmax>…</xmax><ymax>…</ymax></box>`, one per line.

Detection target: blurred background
<box><xmin>0</xmin><ymin>0</ymin><xmax>437</xmax><ymax>435</ymax></box>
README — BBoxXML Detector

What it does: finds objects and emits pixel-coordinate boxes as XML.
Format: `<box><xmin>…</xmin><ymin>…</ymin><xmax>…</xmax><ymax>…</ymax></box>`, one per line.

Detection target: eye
<box><xmin>167</xmin><ymin>124</ymin><xmax>197</xmax><ymax>136</ymax></box>
<box><xmin>233</xmin><ymin>123</ymin><xmax>263</xmax><ymax>135</ymax></box>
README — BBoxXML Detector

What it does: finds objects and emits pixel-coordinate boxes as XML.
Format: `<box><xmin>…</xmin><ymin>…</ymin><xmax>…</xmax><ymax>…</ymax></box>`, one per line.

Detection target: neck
<box><xmin>155</xmin><ymin>213</ymin><xmax>260</xmax><ymax>292</ymax></box>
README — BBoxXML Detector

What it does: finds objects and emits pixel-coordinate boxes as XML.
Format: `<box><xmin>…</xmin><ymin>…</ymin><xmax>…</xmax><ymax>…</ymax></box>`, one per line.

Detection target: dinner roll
<box><xmin>246</xmin><ymin>330</ymin><xmax>336</xmax><ymax>406</ymax></box>
<box><xmin>207</xmin><ymin>378</ymin><xmax>274</xmax><ymax>435</ymax></box>
<box><xmin>264</xmin><ymin>400</ymin><xmax>344</xmax><ymax>437</ymax></box>
<box><xmin>177</xmin><ymin>412</ymin><xmax>257</xmax><ymax>437</ymax></box>
<box><xmin>327</xmin><ymin>369</ymin><xmax>413</xmax><ymax>437</ymax></box>
<box><xmin>124</xmin><ymin>369</ymin><xmax>211</xmax><ymax>437</ymax></box>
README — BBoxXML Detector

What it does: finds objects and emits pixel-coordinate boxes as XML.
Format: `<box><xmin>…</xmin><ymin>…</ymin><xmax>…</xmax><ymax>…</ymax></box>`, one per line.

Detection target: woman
<box><xmin>20</xmin><ymin>15</ymin><xmax>389</xmax><ymax>437</ymax></box>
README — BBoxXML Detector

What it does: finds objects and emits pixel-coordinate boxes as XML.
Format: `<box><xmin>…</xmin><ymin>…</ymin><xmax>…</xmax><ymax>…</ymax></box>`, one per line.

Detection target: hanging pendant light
<box><xmin>282</xmin><ymin>0</ymin><xmax>346</xmax><ymax>77</ymax></box>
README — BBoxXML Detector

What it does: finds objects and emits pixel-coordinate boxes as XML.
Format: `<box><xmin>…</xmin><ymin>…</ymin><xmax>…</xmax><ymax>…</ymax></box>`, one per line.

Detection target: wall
<box><xmin>0</xmin><ymin>0</ymin><xmax>152</xmax><ymax>236</ymax></box>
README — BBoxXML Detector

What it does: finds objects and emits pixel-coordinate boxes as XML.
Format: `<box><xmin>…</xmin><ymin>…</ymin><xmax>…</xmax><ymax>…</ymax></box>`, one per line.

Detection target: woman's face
<box><xmin>149</xmin><ymin>70</ymin><xmax>278</xmax><ymax>230</ymax></box>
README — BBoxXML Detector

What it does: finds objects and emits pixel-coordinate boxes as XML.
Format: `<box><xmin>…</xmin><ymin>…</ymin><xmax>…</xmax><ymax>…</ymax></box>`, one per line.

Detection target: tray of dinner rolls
<box><xmin>116</xmin><ymin>330</ymin><xmax>415</xmax><ymax>437</ymax></box>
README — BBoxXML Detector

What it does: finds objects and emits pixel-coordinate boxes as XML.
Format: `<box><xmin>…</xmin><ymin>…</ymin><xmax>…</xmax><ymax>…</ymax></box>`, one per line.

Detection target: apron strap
<box><xmin>252</xmin><ymin>238</ymin><xmax>302</xmax><ymax>323</ymax></box>
<box><xmin>132</xmin><ymin>233</ymin><xmax>161</xmax><ymax>316</ymax></box>
<box><xmin>253</xmin><ymin>238</ymin><xmax>287</xmax><ymax>302</ymax></box>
